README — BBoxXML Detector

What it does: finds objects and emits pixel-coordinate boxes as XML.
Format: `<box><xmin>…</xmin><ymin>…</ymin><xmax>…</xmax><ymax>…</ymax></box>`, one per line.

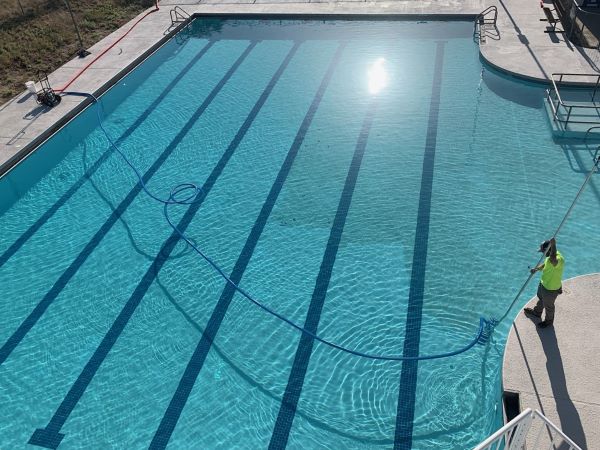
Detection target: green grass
<box><xmin>0</xmin><ymin>0</ymin><xmax>154</xmax><ymax>103</ymax></box>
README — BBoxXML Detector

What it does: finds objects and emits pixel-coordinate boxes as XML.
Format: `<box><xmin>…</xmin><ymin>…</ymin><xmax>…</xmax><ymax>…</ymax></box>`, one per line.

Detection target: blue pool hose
<box><xmin>64</xmin><ymin>91</ymin><xmax>600</xmax><ymax>361</ymax></box>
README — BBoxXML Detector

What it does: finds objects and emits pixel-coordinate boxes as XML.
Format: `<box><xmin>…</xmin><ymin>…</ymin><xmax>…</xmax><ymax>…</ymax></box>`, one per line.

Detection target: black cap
<box><xmin>538</xmin><ymin>240</ymin><xmax>551</xmax><ymax>253</ymax></box>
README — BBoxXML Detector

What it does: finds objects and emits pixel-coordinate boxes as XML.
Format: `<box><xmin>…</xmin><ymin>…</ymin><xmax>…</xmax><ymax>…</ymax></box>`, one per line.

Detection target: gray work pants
<box><xmin>533</xmin><ymin>283</ymin><xmax>561</xmax><ymax>323</ymax></box>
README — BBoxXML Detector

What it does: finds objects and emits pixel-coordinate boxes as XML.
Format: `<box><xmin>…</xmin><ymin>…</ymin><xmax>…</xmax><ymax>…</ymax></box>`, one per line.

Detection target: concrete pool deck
<box><xmin>503</xmin><ymin>274</ymin><xmax>600</xmax><ymax>450</ymax></box>
<box><xmin>0</xmin><ymin>1</ymin><xmax>599</xmax><ymax>445</ymax></box>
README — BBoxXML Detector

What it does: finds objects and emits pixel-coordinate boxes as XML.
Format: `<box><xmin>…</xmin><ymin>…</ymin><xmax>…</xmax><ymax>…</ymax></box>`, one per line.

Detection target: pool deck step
<box><xmin>502</xmin><ymin>273</ymin><xmax>600</xmax><ymax>450</ymax></box>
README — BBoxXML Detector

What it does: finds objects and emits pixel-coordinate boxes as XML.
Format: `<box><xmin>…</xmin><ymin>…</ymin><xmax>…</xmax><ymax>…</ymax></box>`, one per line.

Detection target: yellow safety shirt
<box><xmin>541</xmin><ymin>251</ymin><xmax>565</xmax><ymax>291</ymax></box>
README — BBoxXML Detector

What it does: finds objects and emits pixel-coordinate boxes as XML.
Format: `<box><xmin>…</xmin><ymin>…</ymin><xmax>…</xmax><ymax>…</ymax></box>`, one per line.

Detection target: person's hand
<box><xmin>530</xmin><ymin>267</ymin><xmax>537</xmax><ymax>274</ymax></box>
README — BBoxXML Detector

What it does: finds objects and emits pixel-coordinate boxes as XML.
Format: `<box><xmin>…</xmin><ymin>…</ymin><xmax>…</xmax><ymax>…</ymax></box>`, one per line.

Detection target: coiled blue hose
<box><xmin>65</xmin><ymin>91</ymin><xmax>493</xmax><ymax>361</ymax></box>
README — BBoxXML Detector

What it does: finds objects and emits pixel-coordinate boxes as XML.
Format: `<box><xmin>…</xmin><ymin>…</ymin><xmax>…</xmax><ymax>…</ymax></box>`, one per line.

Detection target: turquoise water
<box><xmin>1</xmin><ymin>18</ymin><xmax>599</xmax><ymax>450</ymax></box>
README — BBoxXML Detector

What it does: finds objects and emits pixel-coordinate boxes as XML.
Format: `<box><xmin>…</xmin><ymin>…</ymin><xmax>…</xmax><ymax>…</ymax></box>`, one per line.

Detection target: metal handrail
<box><xmin>170</xmin><ymin>6</ymin><xmax>190</xmax><ymax>26</ymax></box>
<box><xmin>584</xmin><ymin>125</ymin><xmax>600</xmax><ymax>140</ymax></box>
<box><xmin>530</xmin><ymin>411</ymin><xmax>582</xmax><ymax>449</ymax></box>
<box><xmin>547</xmin><ymin>72</ymin><xmax>600</xmax><ymax>125</ymax></box>
<box><xmin>565</xmin><ymin>0</ymin><xmax>600</xmax><ymax>46</ymax></box>
<box><xmin>474</xmin><ymin>408</ymin><xmax>582</xmax><ymax>450</ymax></box>
<box><xmin>474</xmin><ymin>408</ymin><xmax>531</xmax><ymax>450</ymax></box>
<box><xmin>476</xmin><ymin>5</ymin><xmax>498</xmax><ymax>25</ymax></box>
<box><xmin>553</xmin><ymin>73</ymin><xmax>600</xmax><ymax>106</ymax></box>
<box><xmin>569</xmin><ymin>0</ymin><xmax>600</xmax><ymax>17</ymax></box>
<box><xmin>552</xmin><ymin>72</ymin><xmax>600</xmax><ymax>95</ymax></box>
<box><xmin>474</xmin><ymin>6</ymin><xmax>499</xmax><ymax>43</ymax></box>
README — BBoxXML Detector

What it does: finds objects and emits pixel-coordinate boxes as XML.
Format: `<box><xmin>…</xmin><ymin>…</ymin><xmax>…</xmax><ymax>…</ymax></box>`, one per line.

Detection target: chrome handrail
<box><xmin>474</xmin><ymin>6</ymin><xmax>499</xmax><ymax>43</ymax></box>
<box><xmin>530</xmin><ymin>411</ymin><xmax>582</xmax><ymax>450</ymax></box>
<box><xmin>170</xmin><ymin>6</ymin><xmax>190</xmax><ymax>26</ymax></box>
<box><xmin>583</xmin><ymin>125</ymin><xmax>600</xmax><ymax>140</ymax></box>
<box><xmin>565</xmin><ymin>0</ymin><xmax>600</xmax><ymax>47</ymax></box>
<box><xmin>547</xmin><ymin>73</ymin><xmax>600</xmax><ymax>125</ymax></box>
<box><xmin>474</xmin><ymin>408</ymin><xmax>582</xmax><ymax>450</ymax></box>
<box><xmin>476</xmin><ymin>5</ymin><xmax>498</xmax><ymax>25</ymax></box>
<box><xmin>569</xmin><ymin>0</ymin><xmax>600</xmax><ymax>17</ymax></box>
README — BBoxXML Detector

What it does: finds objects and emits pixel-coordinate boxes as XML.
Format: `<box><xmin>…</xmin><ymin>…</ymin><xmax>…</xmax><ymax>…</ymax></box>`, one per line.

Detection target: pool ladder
<box><xmin>474</xmin><ymin>6</ymin><xmax>499</xmax><ymax>44</ymax></box>
<box><xmin>170</xmin><ymin>6</ymin><xmax>190</xmax><ymax>28</ymax></box>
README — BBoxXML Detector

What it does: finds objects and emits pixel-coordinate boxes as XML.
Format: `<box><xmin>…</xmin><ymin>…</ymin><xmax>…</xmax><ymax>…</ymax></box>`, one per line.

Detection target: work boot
<box><xmin>523</xmin><ymin>307</ymin><xmax>541</xmax><ymax>318</ymax></box>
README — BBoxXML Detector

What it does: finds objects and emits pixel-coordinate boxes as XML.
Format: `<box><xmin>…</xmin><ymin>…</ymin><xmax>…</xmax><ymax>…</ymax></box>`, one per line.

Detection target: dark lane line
<box><xmin>0</xmin><ymin>40</ymin><xmax>215</xmax><ymax>270</ymax></box>
<box><xmin>26</xmin><ymin>40</ymin><xmax>279</xmax><ymax>450</ymax></box>
<box><xmin>0</xmin><ymin>42</ymin><xmax>253</xmax><ymax>371</ymax></box>
<box><xmin>154</xmin><ymin>275</ymin><xmax>393</xmax><ymax>446</ymax></box>
<box><xmin>148</xmin><ymin>42</ymin><xmax>345</xmax><ymax>450</ymax></box>
<box><xmin>393</xmin><ymin>41</ymin><xmax>446</xmax><ymax>450</ymax></box>
<box><xmin>269</xmin><ymin>97</ymin><xmax>379</xmax><ymax>450</ymax></box>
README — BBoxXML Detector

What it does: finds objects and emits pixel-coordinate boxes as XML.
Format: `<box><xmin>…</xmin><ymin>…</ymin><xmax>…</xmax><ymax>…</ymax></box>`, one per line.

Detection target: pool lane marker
<box><xmin>1</xmin><ymin>41</ymin><xmax>237</xmax><ymax>373</ymax></box>
<box><xmin>269</xmin><ymin>97</ymin><xmax>379</xmax><ymax>450</ymax></box>
<box><xmin>0</xmin><ymin>40</ymin><xmax>215</xmax><ymax>270</ymax></box>
<box><xmin>14</xmin><ymin>44</ymin><xmax>256</xmax><ymax>450</ymax></box>
<box><xmin>393</xmin><ymin>40</ymin><xmax>446</xmax><ymax>450</ymax></box>
<box><xmin>153</xmin><ymin>278</ymin><xmax>395</xmax><ymax>447</ymax></box>
<box><xmin>26</xmin><ymin>40</ymin><xmax>297</xmax><ymax>450</ymax></box>
<box><xmin>0</xmin><ymin>41</ymin><xmax>250</xmax><ymax>371</ymax></box>
<box><xmin>148</xmin><ymin>42</ymin><xmax>345</xmax><ymax>450</ymax></box>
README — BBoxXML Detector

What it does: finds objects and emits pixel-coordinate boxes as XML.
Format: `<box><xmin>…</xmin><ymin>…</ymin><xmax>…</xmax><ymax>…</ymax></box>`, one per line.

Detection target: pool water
<box><xmin>1</xmin><ymin>18</ymin><xmax>599</xmax><ymax>450</ymax></box>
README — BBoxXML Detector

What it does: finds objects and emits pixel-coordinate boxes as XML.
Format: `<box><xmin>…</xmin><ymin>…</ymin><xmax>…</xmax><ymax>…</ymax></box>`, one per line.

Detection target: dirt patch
<box><xmin>0</xmin><ymin>0</ymin><xmax>155</xmax><ymax>103</ymax></box>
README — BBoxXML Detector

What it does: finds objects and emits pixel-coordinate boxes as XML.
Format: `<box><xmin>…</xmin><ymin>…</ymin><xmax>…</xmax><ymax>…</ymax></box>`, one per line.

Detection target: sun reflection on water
<box><xmin>368</xmin><ymin>58</ymin><xmax>388</xmax><ymax>95</ymax></box>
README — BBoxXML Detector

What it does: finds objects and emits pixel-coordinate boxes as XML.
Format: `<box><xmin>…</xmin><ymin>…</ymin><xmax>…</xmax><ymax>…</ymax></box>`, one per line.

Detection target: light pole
<box><xmin>63</xmin><ymin>0</ymin><xmax>90</xmax><ymax>57</ymax></box>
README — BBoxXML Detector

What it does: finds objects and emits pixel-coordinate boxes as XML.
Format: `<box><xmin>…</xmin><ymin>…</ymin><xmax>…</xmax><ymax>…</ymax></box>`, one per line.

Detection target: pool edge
<box><xmin>0</xmin><ymin>12</ymin><xmax>479</xmax><ymax>180</ymax></box>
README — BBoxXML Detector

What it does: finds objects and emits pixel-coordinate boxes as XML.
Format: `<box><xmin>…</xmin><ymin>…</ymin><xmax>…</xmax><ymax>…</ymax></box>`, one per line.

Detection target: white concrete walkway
<box><xmin>503</xmin><ymin>274</ymin><xmax>600</xmax><ymax>450</ymax></box>
<box><xmin>480</xmin><ymin>0</ymin><xmax>600</xmax><ymax>82</ymax></box>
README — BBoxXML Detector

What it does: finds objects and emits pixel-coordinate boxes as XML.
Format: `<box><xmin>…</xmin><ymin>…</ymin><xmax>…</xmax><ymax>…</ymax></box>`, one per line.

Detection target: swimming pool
<box><xmin>1</xmin><ymin>17</ymin><xmax>599</xmax><ymax>450</ymax></box>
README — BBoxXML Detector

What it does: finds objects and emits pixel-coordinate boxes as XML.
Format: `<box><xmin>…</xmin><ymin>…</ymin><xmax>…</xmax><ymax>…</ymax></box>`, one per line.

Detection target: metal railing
<box><xmin>477</xmin><ymin>5</ymin><xmax>498</xmax><ymax>25</ymax></box>
<box><xmin>169</xmin><ymin>6</ymin><xmax>190</xmax><ymax>27</ymax></box>
<box><xmin>584</xmin><ymin>125</ymin><xmax>600</xmax><ymax>140</ymax></box>
<box><xmin>546</xmin><ymin>72</ymin><xmax>600</xmax><ymax>126</ymax></box>
<box><xmin>474</xmin><ymin>6</ymin><xmax>499</xmax><ymax>43</ymax></box>
<box><xmin>474</xmin><ymin>408</ymin><xmax>582</xmax><ymax>450</ymax></box>
<box><xmin>565</xmin><ymin>0</ymin><xmax>600</xmax><ymax>48</ymax></box>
